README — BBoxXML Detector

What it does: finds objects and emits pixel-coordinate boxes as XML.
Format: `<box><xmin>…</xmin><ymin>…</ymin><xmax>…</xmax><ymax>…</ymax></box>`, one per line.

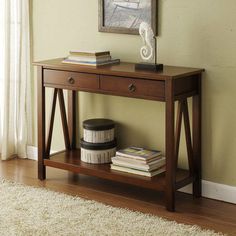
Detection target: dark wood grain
<box><xmin>175</xmin><ymin>101</ymin><xmax>183</xmax><ymax>169</ymax></box>
<box><xmin>46</xmin><ymin>88</ymin><xmax>58</xmax><ymax>156</ymax></box>
<box><xmin>182</xmin><ymin>99</ymin><xmax>194</xmax><ymax>175</ymax></box>
<box><xmin>44</xmin><ymin>69</ymin><xmax>99</xmax><ymax>90</ymax></box>
<box><xmin>44</xmin><ymin>149</ymin><xmax>190</xmax><ymax>192</ymax></box>
<box><xmin>35</xmin><ymin>59</ymin><xmax>204</xmax><ymax>212</ymax></box>
<box><xmin>68</xmin><ymin>91</ymin><xmax>77</xmax><ymax>149</ymax></box>
<box><xmin>100</xmin><ymin>75</ymin><xmax>165</xmax><ymax>101</ymax></box>
<box><xmin>34</xmin><ymin>59</ymin><xmax>204</xmax><ymax>81</ymax></box>
<box><xmin>37</xmin><ymin>66</ymin><xmax>46</xmax><ymax>180</ymax></box>
<box><xmin>192</xmin><ymin>75</ymin><xmax>202</xmax><ymax>197</ymax></box>
<box><xmin>58</xmin><ymin>89</ymin><xmax>70</xmax><ymax>150</ymax></box>
<box><xmin>165</xmin><ymin>78</ymin><xmax>176</xmax><ymax>211</ymax></box>
<box><xmin>174</xmin><ymin>75</ymin><xmax>198</xmax><ymax>96</ymax></box>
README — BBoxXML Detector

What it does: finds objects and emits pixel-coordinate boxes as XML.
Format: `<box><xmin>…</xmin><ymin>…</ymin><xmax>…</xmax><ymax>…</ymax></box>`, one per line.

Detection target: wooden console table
<box><xmin>35</xmin><ymin>58</ymin><xmax>204</xmax><ymax>211</ymax></box>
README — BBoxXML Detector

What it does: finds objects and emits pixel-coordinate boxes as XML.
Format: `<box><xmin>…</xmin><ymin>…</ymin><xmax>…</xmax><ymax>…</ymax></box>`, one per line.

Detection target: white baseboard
<box><xmin>26</xmin><ymin>146</ymin><xmax>57</xmax><ymax>161</ymax></box>
<box><xmin>179</xmin><ymin>180</ymin><xmax>236</xmax><ymax>204</ymax></box>
<box><xmin>27</xmin><ymin>146</ymin><xmax>38</xmax><ymax>161</ymax></box>
<box><xmin>26</xmin><ymin>145</ymin><xmax>236</xmax><ymax>204</ymax></box>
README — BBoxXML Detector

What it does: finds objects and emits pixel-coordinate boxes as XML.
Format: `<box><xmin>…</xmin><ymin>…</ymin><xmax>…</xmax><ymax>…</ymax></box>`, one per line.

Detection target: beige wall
<box><xmin>32</xmin><ymin>0</ymin><xmax>236</xmax><ymax>186</ymax></box>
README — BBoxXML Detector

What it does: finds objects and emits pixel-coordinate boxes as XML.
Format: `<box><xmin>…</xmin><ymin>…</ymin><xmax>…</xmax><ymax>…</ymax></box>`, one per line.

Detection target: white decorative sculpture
<box><xmin>139</xmin><ymin>22</ymin><xmax>155</xmax><ymax>63</ymax></box>
<box><xmin>135</xmin><ymin>22</ymin><xmax>163</xmax><ymax>71</ymax></box>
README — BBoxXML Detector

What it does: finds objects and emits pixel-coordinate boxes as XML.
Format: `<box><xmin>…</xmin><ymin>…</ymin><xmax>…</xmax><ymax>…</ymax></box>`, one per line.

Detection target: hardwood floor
<box><xmin>0</xmin><ymin>158</ymin><xmax>235</xmax><ymax>235</ymax></box>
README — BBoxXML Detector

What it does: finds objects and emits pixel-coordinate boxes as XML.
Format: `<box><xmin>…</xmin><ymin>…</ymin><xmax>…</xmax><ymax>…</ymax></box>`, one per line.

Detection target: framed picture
<box><xmin>98</xmin><ymin>0</ymin><xmax>157</xmax><ymax>35</ymax></box>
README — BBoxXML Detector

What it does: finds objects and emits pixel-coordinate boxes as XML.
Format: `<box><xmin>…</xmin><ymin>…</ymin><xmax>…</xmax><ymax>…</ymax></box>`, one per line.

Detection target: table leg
<box><xmin>68</xmin><ymin>90</ymin><xmax>77</xmax><ymax>149</ymax></box>
<box><xmin>37</xmin><ymin>66</ymin><xmax>46</xmax><ymax>180</ymax></box>
<box><xmin>165</xmin><ymin>79</ymin><xmax>176</xmax><ymax>211</ymax></box>
<box><xmin>192</xmin><ymin>75</ymin><xmax>202</xmax><ymax>197</ymax></box>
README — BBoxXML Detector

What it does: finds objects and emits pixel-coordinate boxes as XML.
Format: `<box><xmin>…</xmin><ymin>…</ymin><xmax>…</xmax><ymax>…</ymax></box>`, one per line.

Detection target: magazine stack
<box><xmin>62</xmin><ymin>50</ymin><xmax>120</xmax><ymax>66</ymax></box>
<box><xmin>111</xmin><ymin>147</ymin><xmax>166</xmax><ymax>177</ymax></box>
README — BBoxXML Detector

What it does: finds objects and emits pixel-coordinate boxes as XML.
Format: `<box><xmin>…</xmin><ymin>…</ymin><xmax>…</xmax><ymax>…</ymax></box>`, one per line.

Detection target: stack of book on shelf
<box><xmin>111</xmin><ymin>147</ymin><xmax>166</xmax><ymax>177</ymax></box>
<box><xmin>62</xmin><ymin>50</ymin><xmax>120</xmax><ymax>66</ymax></box>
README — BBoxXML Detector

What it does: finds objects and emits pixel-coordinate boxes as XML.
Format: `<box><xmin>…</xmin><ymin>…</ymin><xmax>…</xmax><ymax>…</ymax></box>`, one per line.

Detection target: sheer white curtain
<box><xmin>0</xmin><ymin>0</ymin><xmax>32</xmax><ymax>160</ymax></box>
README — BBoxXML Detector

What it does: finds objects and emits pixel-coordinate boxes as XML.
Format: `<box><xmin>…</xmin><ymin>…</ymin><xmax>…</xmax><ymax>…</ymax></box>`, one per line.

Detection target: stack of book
<box><xmin>62</xmin><ymin>50</ymin><xmax>120</xmax><ymax>66</ymax></box>
<box><xmin>111</xmin><ymin>147</ymin><xmax>166</xmax><ymax>177</ymax></box>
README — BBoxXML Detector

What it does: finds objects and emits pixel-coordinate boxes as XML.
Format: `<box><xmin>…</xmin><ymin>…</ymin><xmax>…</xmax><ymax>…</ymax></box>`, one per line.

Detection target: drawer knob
<box><xmin>68</xmin><ymin>77</ymin><xmax>75</xmax><ymax>84</ymax></box>
<box><xmin>128</xmin><ymin>84</ymin><xmax>136</xmax><ymax>92</ymax></box>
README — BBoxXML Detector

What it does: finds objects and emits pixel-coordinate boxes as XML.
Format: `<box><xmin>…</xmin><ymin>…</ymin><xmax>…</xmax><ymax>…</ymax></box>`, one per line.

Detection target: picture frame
<box><xmin>98</xmin><ymin>0</ymin><xmax>157</xmax><ymax>35</ymax></box>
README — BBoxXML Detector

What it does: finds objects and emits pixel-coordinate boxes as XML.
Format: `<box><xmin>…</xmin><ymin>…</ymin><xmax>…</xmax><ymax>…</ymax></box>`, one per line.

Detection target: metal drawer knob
<box><xmin>128</xmin><ymin>84</ymin><xmax>136</xmax><ymax>92</ymax></box>
<box><xmin>68</xmin><ymin>77</ymin><xmax>75</xmax><ymax>84</ymax></box>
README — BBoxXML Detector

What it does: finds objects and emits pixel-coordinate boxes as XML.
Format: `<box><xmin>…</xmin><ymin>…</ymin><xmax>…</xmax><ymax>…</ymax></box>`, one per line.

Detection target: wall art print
<box><xmin>99</xmin><ymin>0</ymin><xmax>157</xmax><ymax>35</ymax></box>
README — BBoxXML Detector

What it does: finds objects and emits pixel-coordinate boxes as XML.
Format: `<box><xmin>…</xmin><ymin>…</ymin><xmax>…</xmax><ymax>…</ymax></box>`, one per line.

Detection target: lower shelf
<box><xmin>44</xmin><ymin>149</ymin><xmax>192</xmax><ymax>191</ymax></box>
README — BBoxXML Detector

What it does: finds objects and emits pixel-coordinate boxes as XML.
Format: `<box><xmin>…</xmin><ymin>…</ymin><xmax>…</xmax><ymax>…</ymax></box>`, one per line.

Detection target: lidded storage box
<box><xmin>81</xmin><ymin>119</ymin><xmax>116</xmax><ymax>164</ymax></box>
<box><xmin>81</xmin><ymin>139</ymin><xmax>117</xmax><ymax>164</ymax></box>
<box><xmin>83</xmin><ymin>119</ymin><xmax>115</xmax><ymax>143</ymax></box>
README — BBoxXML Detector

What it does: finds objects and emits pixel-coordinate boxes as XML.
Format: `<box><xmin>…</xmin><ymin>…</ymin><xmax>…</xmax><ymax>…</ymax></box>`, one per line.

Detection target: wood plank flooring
<box><xmin>0</xmin><ymin>159</ymin><xmax>235</xmax><ymax>235</ymax></box>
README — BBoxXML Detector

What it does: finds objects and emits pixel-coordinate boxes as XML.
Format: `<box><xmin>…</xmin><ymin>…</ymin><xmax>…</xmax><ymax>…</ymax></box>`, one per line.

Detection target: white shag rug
<box><xmin>0</xmin><ymin>179</ymin><xmax>224</xmax><ymax>236</ymax></box>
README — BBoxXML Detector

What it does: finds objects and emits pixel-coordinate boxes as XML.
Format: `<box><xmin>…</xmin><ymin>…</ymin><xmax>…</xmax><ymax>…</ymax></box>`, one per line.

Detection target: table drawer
<box><xmin>100</xmin><ymin>75</ymin><xmax>165</xmax><ymax>100</ymax></box>
<box><xmin>44</xmin><ymin>69</ymin><xmax>99</xmax><ymax>90</ymax></box>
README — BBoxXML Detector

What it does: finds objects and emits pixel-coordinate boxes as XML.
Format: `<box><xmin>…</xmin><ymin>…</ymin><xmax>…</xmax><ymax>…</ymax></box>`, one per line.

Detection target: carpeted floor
<box><xmin>0</xmin><ymin>179</ymin><xmax>224</xmax><ymax>236</ymax></box>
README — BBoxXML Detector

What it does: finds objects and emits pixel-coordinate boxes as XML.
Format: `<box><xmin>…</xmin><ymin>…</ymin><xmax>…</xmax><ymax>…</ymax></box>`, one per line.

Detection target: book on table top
<box><xmin>110</xmin><ymin>164</ymin><xmax>166</xmax><ymax>177</ymax></box>
<box><xmin>116</xmin><ymin>147</ymin><xmax>162</xmax><ymax>161</ymax></box>
<box><xmin>62</xmin><ymin>58</ymin><xmax>120</xmax><ymax>66</ymax></box>
<box><xmin>69</xmin><ymin>50</ymin><xmax>110</xmax><ymax>57</ymax></box>
<box><xmin>67</xmin><ymin>55</ymin><xmax>111</xmax><ymax>63</ymax></box>
<box><xmin>111</xmin><ymin>156</ymin><xmax>166</xmax><ymax>171</ymax></box>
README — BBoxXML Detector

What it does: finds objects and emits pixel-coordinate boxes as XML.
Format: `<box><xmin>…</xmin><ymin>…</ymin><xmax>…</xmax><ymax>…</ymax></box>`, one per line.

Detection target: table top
<box><xmin>34</xmin><ymin>58</ymin><xmax>204</xmax><ymax>81</ymax></box>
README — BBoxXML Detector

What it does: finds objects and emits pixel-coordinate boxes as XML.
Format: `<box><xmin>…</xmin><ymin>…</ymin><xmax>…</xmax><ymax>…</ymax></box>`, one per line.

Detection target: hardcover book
<box><xmin>62</xmin><ymin>58</ymin><xmax>120</xmax><ymax>67</ymax></box>
<box><xmin>111</xmin><ymin>156</ymin><xmax>166</xmax><ymax>171</ymax></box>
<box><xmin>116</xmin><ymin>147</ymin><xmax>161</xmax><ymax>160</ymax></box>
<box><xmin>69</xmin><ymin>50</ymin><xmax>110</xmax><ymax>57</ymax></box>
<box><xmin>112</xmin><ymin>155</ymin><xmax>163</xmax><ymax>164</ymax></box>
<box><xmin>110</xmin><ymin>164</ymin><xmax>166</xmax><ymax>177</ymax></box>
<box><xmin>67</xmin><ymin>55</ymin><xmax>111</xmax><ymax>63</ymax></box>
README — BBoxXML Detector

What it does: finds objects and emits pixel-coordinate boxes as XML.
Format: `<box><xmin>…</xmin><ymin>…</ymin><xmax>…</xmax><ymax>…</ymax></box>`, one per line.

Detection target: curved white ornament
<box><xmin>139</xmin><ymin>22</ymin><xmax>155</xmax><ymax>62</ymax></box>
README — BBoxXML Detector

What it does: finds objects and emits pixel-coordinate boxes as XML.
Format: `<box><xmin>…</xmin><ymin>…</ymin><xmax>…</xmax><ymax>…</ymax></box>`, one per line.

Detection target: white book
<box><xmin>112</xmin><ymin>157</ymin><xmax>166</xmax><ymax>171</ymax></box>
<box><xmin>111</xmin><ymin>164</ymin><xmax>166</xmax><ymax>177</ymax></box>
<box><xmin>67</xmin><ymin>55</ymin><xmax>111</xmax><ymax>63</ymax></box>
<box><xmin>69</xmin><ymin>50</ymin><xmax>110</xmax><ymax>56</ymax></box>
<box><xmin>112</xmin><ymin>155</ymin><xmax>164</xmax><ymax>165</ymax></box>
<box><xmin>62</xmin><ymin>58</ymin><xmax>120</xmax><ymax>66</ymax></box>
